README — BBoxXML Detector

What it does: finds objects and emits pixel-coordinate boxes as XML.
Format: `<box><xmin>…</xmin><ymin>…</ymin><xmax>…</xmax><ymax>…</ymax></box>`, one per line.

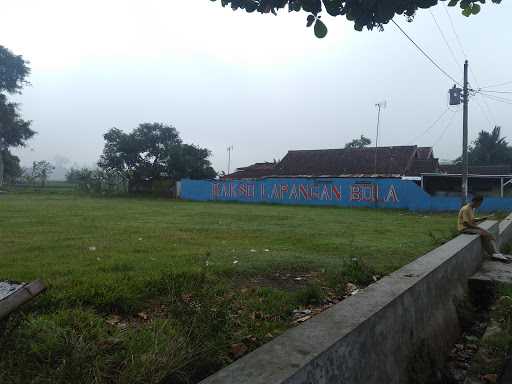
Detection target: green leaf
<box><xmin>354</xmin><ymin>23</ymin><xmax>364</xmax><ymax>32</ymax></box>
<box><xmin>307</xmin><ymin>14</ymin><xmax>315</xmax><ymax>27</ymax></box>
<box><xmin>448</xmin><ymin>0</ymin><xmax>458</xmax><ymax>6</ymax></box>
<box><xmin>314</xmin><ymin>19</ymin><xmax>328</xmax><ymax>38</ymax></box>
<box><xmin>462</xmin><ymin>7</ymin><xmax>472</xmax><ymax>16</ymax></box>
<box><xmin>472</xmin><ymin>3</ymin><xmax>481</xmax><ymax>13</ymax></box>
<box><xmin>245</xmin><ymin>0</ymin><xmax>258</xmax><ymax>12</ymax></box>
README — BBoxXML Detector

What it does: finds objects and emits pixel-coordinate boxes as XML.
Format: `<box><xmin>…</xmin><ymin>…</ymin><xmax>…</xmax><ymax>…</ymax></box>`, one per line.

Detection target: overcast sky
<box><xmin>2</xmin><ymin>0</ymin><xmax>511</xmax><ymax>174</ymax></box>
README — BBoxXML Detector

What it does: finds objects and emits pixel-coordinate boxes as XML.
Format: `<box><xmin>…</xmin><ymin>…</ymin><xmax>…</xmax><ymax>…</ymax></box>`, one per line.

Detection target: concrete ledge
<box><xmin>498</xmin><ymin>213</ymin><xmax>512</xmax><ymax>249</ymax></box>
<box><xmin>201</xmin><ymin>221</ymin><xmax>509</xmax><ymax>384</ymax></box>
<box><xmin>470</xmin><ymin>261</ymin><xmax>512</xmax><ymax>285</ymax></box>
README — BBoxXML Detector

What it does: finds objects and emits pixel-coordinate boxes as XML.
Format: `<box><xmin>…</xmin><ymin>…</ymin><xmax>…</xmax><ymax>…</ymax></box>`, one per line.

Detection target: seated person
<box><xmin>458</xmin><ymin>195</ymin><xmax>510</xmax><ymax>262</ymax></box>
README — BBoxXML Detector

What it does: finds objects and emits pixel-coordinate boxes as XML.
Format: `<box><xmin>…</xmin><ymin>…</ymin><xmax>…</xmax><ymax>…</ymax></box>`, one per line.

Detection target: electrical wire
<box><xmin>432</xmin><ymin>109</ymin><xmax>459</xmax><ymax>147</ymax></box>
<box><xmin>480</xmin><ymin>90</ymin><xmax>512</xmax><ymax>94</ymax></box>
<box><xmin>478</xmin><ymin>92</ymin><xmax>512</xmax><ymax>105</ymax></box>
<box><xmin>429</xmin><ymin>9</ymin><xmax>493</xmax><ymax>133</ymax></box>
<box><xmin>480</xmin><ymin>80</ymin><xmax>512</xmax><ymax>89</ymax></box>
<box><xmin>434</xmin><ymin>7</ymin><xmax>493</xmax><ymax>133</ymax></box>
<box><xmin>479</xmin><ymin>92</ymin><xmax>512</xmax><ymax>103</ymax></box>
<box><xmin>470</xmin><ymin>72</ymin><xmax>496</xmax><ymax>126</ymax></box>
<box><xmin>391</xmin><ymin>19</ymin><xmax>461</xmax><ymax>86</ymax></box>
<box><xmin>430</xmin><ymin>10</ymin><xmax>461</xmax><ymax>73</ymax></box>
<box><xmin>408</xmin><ymin>107</ymin><xmax>451</xmax><ymax>144</ymax></box>
<box><xmin>444</xmin><ymin>5</ymin><xmax>468</xmax><ymax>59</ymax></box>
<box><xmin>443</xmin><ymin>4</ymin><xmax>496</xmax><ymax>126</ymax></box>
<box><xmin>470</xmin><ymin>94</ymin><xmax>493</xmax><ymax>127</ymax></box>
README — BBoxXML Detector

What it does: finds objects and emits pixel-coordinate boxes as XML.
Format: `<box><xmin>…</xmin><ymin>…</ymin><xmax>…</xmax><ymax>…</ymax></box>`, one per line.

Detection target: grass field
<box><xmin>0</xmin><ymin>190</ymin><xmax>456</xmax><ymax>384</ymax></box>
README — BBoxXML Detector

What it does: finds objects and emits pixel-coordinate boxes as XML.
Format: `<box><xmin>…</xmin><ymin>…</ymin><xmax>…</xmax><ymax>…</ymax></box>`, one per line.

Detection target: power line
<box><xmin>470</xmin><ymin>72</ymin><xmax>496</xmax><ymax>126</ymax></box>
<box><xmin>444</xmin><ymin>6</ymin><xmax>467</xmax><ymax>59</ymax></box>
<box><xmin>391</xmin><ymin>19</ymin><xmax>461</xmax><ymax>85</ymax></box>
<box><xmin>408</xmin><ymin>107</ymin><xmax>450</xmax><ymax>144</ymax></box>
<box><xmin>478</xmin><ymin>92</ymin><xmax>512</xmax><ymax>105</ymax></box>
<box><xmin>443</xmin><ymin>4</ymin><xmax>497</xmax><ymax>126</ymax></box>
<box><xmin>480</xmin><ymin>80</ymin><xmax>512</xmax><ymax>89</ymax></box>
<box><xmin>472</xmin><ymin>94</ymin><xmax>493</xmax><ymax>127</ymax></box>
<box><xmin>430</xmin><ymin>10</ymin><xmax>461</xmax><ymax>73</ymax></box>
<box><xmin>479</xmin><ymin>92</ymin><xmax>512</xmax><ymax>103</ymax></box>
<box><xmin>433</xmin><ymin>109</ymin><xmax>459</xmax><ymax>147</ymax></box>
<box><xmin>482</xmin><ymin>96</ymin><xmax>512</xmax><ymax>106</ymax></box>
<box><xmin>481</xmin><ymin>90</ymin><xmax>512</xmax><ymax>94</ymax></box>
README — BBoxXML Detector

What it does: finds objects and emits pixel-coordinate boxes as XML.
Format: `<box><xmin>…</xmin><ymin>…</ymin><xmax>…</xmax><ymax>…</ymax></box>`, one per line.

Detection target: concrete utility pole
<box><xmin>227</xmin><ymin>145</ymin><xmax>234</xmax><ymax>175</ymax></box>
<box><xmin>374</xmin><ymin>101</ymin><xmax>386</xmax><ymax>174</ymax></box>
<box><xmin>462</xmin><ymin>60</ymin><xmax>469</xmax><ymax>205</ymax></box>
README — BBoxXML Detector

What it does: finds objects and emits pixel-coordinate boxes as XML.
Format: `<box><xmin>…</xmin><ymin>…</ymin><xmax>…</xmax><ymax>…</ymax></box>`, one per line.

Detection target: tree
<box><xmin>345</xmin><ymin>135</ymin><xmax>372</xmax><ymax>149</ymax></box>
<box><xmin>32</xmin><ymin>160</ymin><xmax>55</xmax><ymax>187</ymax></box>
<box><xmin>1</xmin><ymin>151</ymin><xmax>22</xmax><ymax>183</ymax></box>
<box><xmin>212</xmin><ymin>0</ymin><xmax>502</xmax><ymax>36</ymax></box>
<box><xmin>98</xmin><ymin>123</ymin><xmax>216</xmax><ymax>191</ymax></box>
<box><xmin>0</xmin><ymin>45</ymin><xmax>34</xmax><ymax>186</ymax></box>
<box><xmin>461</xmin><ymin>126</ymin><xmax>512</xmax><ymax>166</ymax></box>
<box><xmin>0</xmin><ymin>46</ymin><xmax>30</xmax><ymax>93</ymax></box>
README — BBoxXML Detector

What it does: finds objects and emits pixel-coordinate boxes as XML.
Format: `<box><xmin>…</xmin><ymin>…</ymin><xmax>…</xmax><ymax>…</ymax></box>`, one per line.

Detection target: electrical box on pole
<box><xmin>449</xmin><ymin>85</ymin><xmax>462</xmax><ymax>106</ymax></box>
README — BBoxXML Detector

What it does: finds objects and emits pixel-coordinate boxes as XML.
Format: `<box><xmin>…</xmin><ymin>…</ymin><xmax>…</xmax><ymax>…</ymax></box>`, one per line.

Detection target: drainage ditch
<box><xmin>437</xmin><ymin>280</ymin><xmax>511</xmax><ymax>384</ymax></box>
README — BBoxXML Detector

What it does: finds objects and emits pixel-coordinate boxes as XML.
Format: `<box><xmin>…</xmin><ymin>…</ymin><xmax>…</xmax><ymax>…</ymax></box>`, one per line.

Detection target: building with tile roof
<box><xmin>224</xmin><ymin>146</ymin><xmax>439</xmax><ymax>179</ymax></box>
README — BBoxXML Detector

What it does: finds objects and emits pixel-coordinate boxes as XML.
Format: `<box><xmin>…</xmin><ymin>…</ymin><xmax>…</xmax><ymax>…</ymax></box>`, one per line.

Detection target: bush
<box><xmin>66</xmin><ymin>167</ymin><xmax>128</xmax><ymax>195</ymax></box>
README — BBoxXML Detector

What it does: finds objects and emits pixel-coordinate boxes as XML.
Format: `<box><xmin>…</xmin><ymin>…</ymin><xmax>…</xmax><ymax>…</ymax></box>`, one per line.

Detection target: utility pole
<box><xmin>374</xmin><ymin>101</ymin><xmax>386</xmax><ymax>174</ymax></box>
<box><xmin>227</xmin><ymin>145</ymin><xmax>234</xmax><ymax>175</ymax></box>
<box><xmin>462</xmin><ymin>60</ymin><xmax>469</xmax><ymax>205</ymax></box>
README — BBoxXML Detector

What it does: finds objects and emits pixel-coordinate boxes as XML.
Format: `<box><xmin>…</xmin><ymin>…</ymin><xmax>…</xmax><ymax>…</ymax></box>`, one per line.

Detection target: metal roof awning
<box><xmin>420</xmin><ymin>173</ymin><xmax>512</xmax><ymax>198</ymax></box>
<box><xmin>421</xmin><ymin>173</ymin><xmax>512</xmax><ymax>178</ymax></box>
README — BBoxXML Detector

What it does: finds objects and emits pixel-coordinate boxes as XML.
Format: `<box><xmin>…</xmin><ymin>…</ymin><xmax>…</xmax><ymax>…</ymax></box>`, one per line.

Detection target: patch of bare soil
<box><xmin>240</xmin><ymin>271</ymin><xmax>322</xmax><ymax>292</ymax></box>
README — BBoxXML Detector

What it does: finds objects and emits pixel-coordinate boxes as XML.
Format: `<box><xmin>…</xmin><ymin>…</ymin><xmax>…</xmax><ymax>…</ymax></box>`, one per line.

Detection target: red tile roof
<box><xmin>276</xmin><ymin>146</ymin><xmax>420</xmax><ymax>176</ymax></box>
<box><xmin>224</xmin><ymin>146</ymin><xmax>439</xmax><ymax>179</ymax></box>
<box><xmin>223</xmin><ymin>162</ymin><xmax>276</xmax><ymax>179</ymax></box>
<box><xmin>407</xmin><ymin>158</ymin><xmax>440</xmax><ymax>176</ymax></box>
<box><xmin>416</xmin><ymin>147</ymin><xmax>433</xmax><ymax>160</ymax></box>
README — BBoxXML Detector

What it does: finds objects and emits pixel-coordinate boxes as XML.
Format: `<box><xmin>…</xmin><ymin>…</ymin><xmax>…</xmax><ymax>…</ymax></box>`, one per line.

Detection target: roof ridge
<box><xmin>287</xmin><ymin>145</ymin><xmax>419</xmax><ymax>153</ymax></box>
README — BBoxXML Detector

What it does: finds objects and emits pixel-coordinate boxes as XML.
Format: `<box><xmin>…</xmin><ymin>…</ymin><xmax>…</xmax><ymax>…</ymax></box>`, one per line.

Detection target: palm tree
<box><xmin>461</xmin><ymin>126</ymin><xmax>512</xmax><ymax>166</ymax></box>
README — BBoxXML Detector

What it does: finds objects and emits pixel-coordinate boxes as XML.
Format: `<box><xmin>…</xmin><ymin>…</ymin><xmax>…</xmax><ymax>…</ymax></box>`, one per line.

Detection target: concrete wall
<box><xmin>200</xmin><ymin>217</ymin><xmax>512</xmax><ymax>384</ymax></box>
<box><xmin>498</xmin><ymin>214</ymin><xmax>512</xmax><ymax>248</ymax></box>
<box><xmin>179</xmin><ymin>178</ymin><xmax>512</xmax><ymax>212</ymax></box>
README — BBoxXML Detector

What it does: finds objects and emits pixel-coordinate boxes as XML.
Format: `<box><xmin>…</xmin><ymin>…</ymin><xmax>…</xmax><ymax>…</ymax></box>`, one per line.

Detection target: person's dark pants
<box><xmin>461</xmin><ymin>228</ymin><xmax>498</xmax><ymax>255</ymax></box>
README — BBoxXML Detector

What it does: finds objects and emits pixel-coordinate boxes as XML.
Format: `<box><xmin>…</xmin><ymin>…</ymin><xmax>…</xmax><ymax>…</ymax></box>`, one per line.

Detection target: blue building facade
<box><xmin>179</xmin><ymin>178</ymin><xmax>512</xmax><ymax>212</ymax></box>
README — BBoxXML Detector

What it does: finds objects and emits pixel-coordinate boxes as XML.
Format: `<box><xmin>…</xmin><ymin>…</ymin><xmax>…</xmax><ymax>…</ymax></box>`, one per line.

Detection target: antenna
<box><xmin>227</xmin><ymin>145</ymin><xmax>234</xmax><ymax>175</ymax></box>
<box><xmin>374</xmin><ymin>101</ymin><xmax>387</xmax><ymax>174</ymax></box>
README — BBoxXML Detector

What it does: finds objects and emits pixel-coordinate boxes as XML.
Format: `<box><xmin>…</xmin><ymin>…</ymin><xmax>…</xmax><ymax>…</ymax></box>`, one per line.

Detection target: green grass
<box><xmin>465</xmin><ymin>284</ymin><xmax>512</xmax><ymax>380</ymax></box>
<box><xmin>0</xmin><ymin>191</ymin><xmax>456</xmax><ymax>384</ymax></box>
<box><xmin>5</xmin><ymin>180</ymin><xmax>77</xmax><ymax>194</ymax></box>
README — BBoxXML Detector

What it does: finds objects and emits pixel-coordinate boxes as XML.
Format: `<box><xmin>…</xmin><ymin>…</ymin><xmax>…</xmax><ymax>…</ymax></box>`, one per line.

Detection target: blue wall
<box><xmin>179</xmin><ymin>178</ymin><xmax>512</xmax><ymax>212</ymax></box>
